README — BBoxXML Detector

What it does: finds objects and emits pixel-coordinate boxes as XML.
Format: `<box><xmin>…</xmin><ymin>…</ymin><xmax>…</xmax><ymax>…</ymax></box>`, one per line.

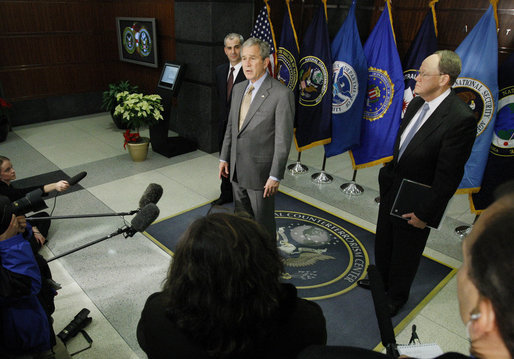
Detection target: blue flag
<box><xmin>277</xmin><ymin>0</ymin><xmax>299</xmax><ymax>98</ymax></box>
<box><xmin>470</xmin><ymin>52</ymin><xmax>514</xmax><ymax>213</ymax></box>
<box><xmin>350</xmin><ymin>0</ymin><xmax>404</xmax><ymax>169</ymax></box>
<box><xmin>455</xmin><ymin>5</ymin><xmax>499</xmax><ymax>193</ymax></box>
<box><xmin>324</xmin><ymin>1</ymin><xmax>367</xmax><ymax>157</ymax></box>
<box><xmin>295</xmin><ymin>2</ymin><xmax>332</xmax><ymax>151</ymax></box>
<box><xmin>402</xmin><ymin>9</ymin><xmax>438</xmax><ymax>117</ymax></box>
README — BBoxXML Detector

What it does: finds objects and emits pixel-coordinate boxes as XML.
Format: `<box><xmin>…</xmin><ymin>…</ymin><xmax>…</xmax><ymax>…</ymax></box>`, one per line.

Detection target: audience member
<box><xmin>0</xmin><ymin>155</ymin><xmax>70</xmax><ymax>248</ymax></box>
<box><xmin>137</xmin><ymin>213</ymin><xmax>326</xmax><ymax>359</ymax></box>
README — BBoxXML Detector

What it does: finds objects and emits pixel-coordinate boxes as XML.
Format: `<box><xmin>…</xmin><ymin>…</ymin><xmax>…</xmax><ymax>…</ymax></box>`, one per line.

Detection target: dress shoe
<box><xmin>357</xmin><ymin>279</ymin><xmax>371</xmax><ymax>290</ymax></box>
<box><xmin>212</xmin><ymin>196</ymin><xmax>233</xmax><ymax>206</ymax></box>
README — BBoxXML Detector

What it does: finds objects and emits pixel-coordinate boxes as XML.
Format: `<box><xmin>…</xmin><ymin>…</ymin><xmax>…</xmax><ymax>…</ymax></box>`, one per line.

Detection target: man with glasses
<box><xmin>358</xmin><ymin>50</ymin><xmax>476</xmax><ymax>316</ymax></box>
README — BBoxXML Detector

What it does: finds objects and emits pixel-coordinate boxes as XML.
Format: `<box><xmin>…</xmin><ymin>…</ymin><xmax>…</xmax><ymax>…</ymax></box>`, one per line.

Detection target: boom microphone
<box><xmin>68</xmin><ymin>171</ymin><xmax>87</xmax><ymax>186</ymax></box>
<box><xmin>47</xmin><ymin>203</ymin><xmax>160</xmax><ymax>262</ymax></box>
<box><xmin>128</xmin><ymin>203</ymin><xmax>160</xmax><ymax>236</ymax></box>
<box><xmin>138</xmin><ymin>183</ymin><xmax>163</xmax><ymax>208</ymax></box>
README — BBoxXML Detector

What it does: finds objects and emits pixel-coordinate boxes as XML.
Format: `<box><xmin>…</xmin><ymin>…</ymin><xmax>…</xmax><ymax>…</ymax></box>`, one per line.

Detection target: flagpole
<box><xmin>287</xmin><ymin>151</ymin><xmax>309</xmax><ymax>174</ymax></box>
<box><xmin>340</xmin><ymin>169</ymin><xmax>364</xmax><ymax>196</ymax></box>
<box><xmin>311</xmin><ymin>153</ymin><xmax>333</xmax><ymax>184</ymax></box>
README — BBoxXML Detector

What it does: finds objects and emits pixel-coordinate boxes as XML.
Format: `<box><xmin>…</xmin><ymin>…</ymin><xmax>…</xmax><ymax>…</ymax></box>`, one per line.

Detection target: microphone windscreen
<box><xmin>68</xmin><ymin>171</ymin><xmax>87</xmax><ymax>186</ymax></box>
<box><xmin>131</xmin><ymin>203</ymin><xmax>160</xmax><ymax>232</ymax></box>
<box><xmin>138</xmin><ymin>183</ymin><xmax>163</xmax><ymax>208</ymax></box>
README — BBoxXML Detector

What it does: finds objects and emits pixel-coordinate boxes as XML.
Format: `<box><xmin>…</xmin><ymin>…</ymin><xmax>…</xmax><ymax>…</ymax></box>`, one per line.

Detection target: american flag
<box><xmin>249</xmin><ymin>5</ymin><xmax>277</xmax><ymax>77</ymax></box>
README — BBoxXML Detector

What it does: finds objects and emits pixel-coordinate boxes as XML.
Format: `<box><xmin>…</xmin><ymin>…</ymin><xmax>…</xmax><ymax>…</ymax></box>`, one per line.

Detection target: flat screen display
<box><xmin>157</xmin><ymin>62</ymin><xmax>185</xmax><ymax>94</ymax></box>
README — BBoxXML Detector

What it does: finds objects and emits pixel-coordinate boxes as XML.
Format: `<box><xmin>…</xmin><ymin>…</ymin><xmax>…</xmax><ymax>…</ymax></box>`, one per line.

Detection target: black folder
<box><xmin>390</xmin><ymin>179</ymin><xmax>443</xmax><ymax>229</ymax></box>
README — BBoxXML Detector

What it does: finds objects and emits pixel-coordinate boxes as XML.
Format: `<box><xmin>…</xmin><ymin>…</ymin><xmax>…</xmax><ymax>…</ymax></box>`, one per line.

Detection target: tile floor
<box><xmin>3</xmin><ymin>112</ymin><xmax>475</xmax><ymax>358</ymax></box>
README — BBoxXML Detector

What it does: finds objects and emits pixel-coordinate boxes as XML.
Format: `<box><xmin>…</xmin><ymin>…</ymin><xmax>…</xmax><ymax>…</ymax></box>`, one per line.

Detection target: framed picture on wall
<box><xmin>116</xmin><ymin>17</ymin><xmax>158</xmax><ymax>68</ymax></box>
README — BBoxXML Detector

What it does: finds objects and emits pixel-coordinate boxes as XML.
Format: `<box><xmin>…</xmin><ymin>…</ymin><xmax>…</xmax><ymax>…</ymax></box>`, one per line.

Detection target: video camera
<box><xmin>0</xmin><ymin>189</ymin><xmax>48</xmax><ymax>233</ymax></box>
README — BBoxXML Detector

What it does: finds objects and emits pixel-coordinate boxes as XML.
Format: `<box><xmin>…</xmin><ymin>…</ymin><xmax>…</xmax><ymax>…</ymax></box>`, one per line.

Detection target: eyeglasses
<box><xmin>415</xmin><ymin>70</ymin><xmax>447</xmax><ymax>78</ymax></box>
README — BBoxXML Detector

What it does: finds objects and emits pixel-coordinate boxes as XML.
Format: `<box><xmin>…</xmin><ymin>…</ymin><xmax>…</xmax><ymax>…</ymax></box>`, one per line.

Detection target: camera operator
<box><xmin>0</xmin><ymin>156</ymin><xmax>70</xmax><ymax>249</ymax></box>
<box><xmin>0</xmin><ymin>214</ymin><xmax>55</xmax><ymax>357</ymax></box>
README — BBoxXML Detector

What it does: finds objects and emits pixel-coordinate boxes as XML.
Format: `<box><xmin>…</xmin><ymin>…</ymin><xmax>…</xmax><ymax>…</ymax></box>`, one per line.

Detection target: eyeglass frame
<box><xmin>415</xmin><ymin>70</ymin><xmax>449</xmax><ymax>79</ymax></box>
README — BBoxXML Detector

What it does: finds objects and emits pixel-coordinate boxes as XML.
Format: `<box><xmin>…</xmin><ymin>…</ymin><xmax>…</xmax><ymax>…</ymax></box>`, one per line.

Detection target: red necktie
<box><xmin>226</xmin><ymin>67</ymin><xmax>235</xmax><ymax>101</ymax></box>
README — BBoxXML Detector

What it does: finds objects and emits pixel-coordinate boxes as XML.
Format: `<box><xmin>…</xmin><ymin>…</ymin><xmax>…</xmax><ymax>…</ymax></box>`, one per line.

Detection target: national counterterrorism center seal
<box><xmin>298</xmin><ymin>56</ymin><xmax>329</xmax><ymax>107</ymax></box>
<box><xmin>364</xmin><ymin>67</ymin><xmax>395</xmax><ymax>121</ymax></box>
<box><xmin>277</xmin><ymin>47</ymin><xmax>298</xmax><ymax>91</ymax></box>
<box><xmin>332</xmin><ymin>61</ymin><xmax>359</xmax><ymax>114</ymax></box>
<box><xmin>276</xmin><ymin>211</ymin><xmax>369</xmax><ymax>300</ymax></box>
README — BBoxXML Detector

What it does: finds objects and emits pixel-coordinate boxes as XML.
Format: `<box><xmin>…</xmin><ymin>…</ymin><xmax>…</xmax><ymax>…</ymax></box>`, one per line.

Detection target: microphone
<box><xmin>46</xmin><ymin>203</ymin><xmax>160</xmax><ymax>262</ymax></box>
<box><xmin>138</xmin><ymin>183</ymin><xmax>163</xmax><ymax>208</ymax></box>
<box><xmin>126</xmin><ymin>203</ymin><xmax>160</xmax><ymax>237</ymax></box>
<box><xmin>68</xmin><ymin>171</ymin><xmax>87</xmax><ymax>186</ymax></box>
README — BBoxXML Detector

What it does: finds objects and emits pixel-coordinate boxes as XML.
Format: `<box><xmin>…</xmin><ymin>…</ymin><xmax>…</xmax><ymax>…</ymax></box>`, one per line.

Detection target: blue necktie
<box><xmin>398</xmin><ymin>103</ymin><xmax>430</xmax><ymax>159</ymax></box>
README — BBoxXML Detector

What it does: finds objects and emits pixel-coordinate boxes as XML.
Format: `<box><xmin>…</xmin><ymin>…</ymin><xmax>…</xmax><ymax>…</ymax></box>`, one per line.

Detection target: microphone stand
<box><xmin>28</xmin><ymin>210</ymin><xmax>139</xmax><ymax>220</ymax></box>
<box><xmin>47</xmin><ymin>226</ymin><xmax>137</xmax><ymax>262</ymax></box>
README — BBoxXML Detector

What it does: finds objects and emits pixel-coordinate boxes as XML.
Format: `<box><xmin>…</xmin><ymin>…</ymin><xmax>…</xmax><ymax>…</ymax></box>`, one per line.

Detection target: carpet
<box><xmin>144</xmin><ymin>191</ymin><xmax>455</xmax><ymax>349</ymax></box>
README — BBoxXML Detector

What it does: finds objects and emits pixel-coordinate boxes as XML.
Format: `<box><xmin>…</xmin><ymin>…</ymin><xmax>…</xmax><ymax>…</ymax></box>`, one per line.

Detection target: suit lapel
<box><xmin>221</xmin><ymin>64</ymin><xmax>229</xmax><ymax>101</ymax></box>
<box><xmin>239</xmin><ymin>75</ymin><xmax>271</xmax><ymax>133</ymax></box>
<box><xmin>399</xmin><ymin>93</ymin><xmax>453</xmax><ymax>162</ymax></box>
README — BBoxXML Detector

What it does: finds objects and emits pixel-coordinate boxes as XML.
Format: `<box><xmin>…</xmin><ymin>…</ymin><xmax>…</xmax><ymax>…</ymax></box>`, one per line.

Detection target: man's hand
<box><xmin>263</xmin><ymin>178</ymin><xmax>279</xmax><ymax>198</ymax></box>
<box><xmin>55</xmin><ymin>180</ymin><xmax>70</xmax><ymax>192</ymax></box>
<box><xmin>0</xmin><ymin>215</ymin><xmax>20</xmax><ymax>241</ymax></box>
<box><xmin>402</xmin><ymin>212</ymin><xmax>427</xmax><ymax>229</ymax></box>
<box><xmin>15</xmin><ymin>216</ymin><xmax>27</xmax><ymax>233</ymax></box>
<box><xmin>219</xmin><ymin>162</ymin><xmax>229</xmax><ymax>179</ymax></box>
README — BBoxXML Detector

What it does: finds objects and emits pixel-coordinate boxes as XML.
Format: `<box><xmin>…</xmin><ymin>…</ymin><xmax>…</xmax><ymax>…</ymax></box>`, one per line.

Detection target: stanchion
<box><xmin>454</xmin><ymin>214</ymin><xmax>479</xmax><ymax>239</ymax></box>
<box><xmin>288</xmin><ymin>151</ymin><xmax>309</xmax><ymax>174</ymax></box>
<box><xmin>340</xmin><ymin>169</ymin><xmax>364</xmax><ymax>196</ymax></box>
<box><xmin>311</xmin><ymin>155</ymin><xmax>333</xmax><ymax>184</ymax></box>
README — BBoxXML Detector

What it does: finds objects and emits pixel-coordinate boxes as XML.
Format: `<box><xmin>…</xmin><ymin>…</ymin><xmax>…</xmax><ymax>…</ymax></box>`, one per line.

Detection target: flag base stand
<box><xmin>288</xmin><ymin>161</ymin><xmax>309</xmax><ymax>175</ymax></box>
<box><xmin>455</xmin><ymin>225</ymin><xmax>472</xmax><ymax>239</ymax></box>
<box><xmin>340</xmin><ymin>181</ymin><xmax>364</xmax><ymax>196</ymax></box>
<box><xmin>311</xmin><ymin>171</ymin><xmax>333</xmax><ymax>184</ymax></box>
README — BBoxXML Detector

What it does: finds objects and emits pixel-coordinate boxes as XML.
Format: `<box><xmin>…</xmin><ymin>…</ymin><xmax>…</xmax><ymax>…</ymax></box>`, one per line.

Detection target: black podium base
<box><xmin>151</xmin><ymin>136</ymin><xmax>197</xmax><ymax>158</ymax></box>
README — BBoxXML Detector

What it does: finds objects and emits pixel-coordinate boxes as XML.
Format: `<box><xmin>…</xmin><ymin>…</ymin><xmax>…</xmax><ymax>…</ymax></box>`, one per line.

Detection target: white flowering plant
<box><xmin>114</xmin><ymin>91</ymin><xmax>164</xmax><ymax>147</ymax></box>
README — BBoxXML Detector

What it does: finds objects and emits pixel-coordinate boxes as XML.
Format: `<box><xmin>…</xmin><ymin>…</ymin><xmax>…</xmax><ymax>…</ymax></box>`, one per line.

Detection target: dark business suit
<box><xmin>215</xmin><ymin>63</ymin><xmax>246</xmax><ymax>201</ymax></box>
<box><xmin>220</xmin><ymin>74</ymin><xmax>294</xmax><ymax>237</ymax></box>
<box><xmin>375</xmin><ymin>91</ymin><xmax>476</xmax><ymax>306</ymax></box>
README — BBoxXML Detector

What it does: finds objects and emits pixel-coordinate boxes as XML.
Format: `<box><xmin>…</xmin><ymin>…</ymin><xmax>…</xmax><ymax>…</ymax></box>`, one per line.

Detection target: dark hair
<box><xmin>162</xmin><ymin>213</ymin><xmax>284</xmax><ymax>357</ymax></box>
<box><xmin>470</xmin><ymin>210</ymin><xmax>514</xmax><ymax>357</ymax></box>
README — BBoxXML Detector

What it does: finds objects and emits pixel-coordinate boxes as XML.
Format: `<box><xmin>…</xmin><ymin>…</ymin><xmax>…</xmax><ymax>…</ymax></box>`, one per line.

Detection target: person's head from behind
<box><xmin>0</xmin><ymin>156</ymin><xmax>16</xmax><ymax>184</ymax></box>
<box><xmin>163</xmin><ymin>212</ymin><xmax>284</xmax><ymax>357</ymax></box>
<box><xmin>457</xmin><ymin>181</ymin><xmax>514</xmax><ymax>358</ymax></box>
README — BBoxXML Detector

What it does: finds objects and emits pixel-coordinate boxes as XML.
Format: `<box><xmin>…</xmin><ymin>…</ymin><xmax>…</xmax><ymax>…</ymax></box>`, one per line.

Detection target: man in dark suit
<box><xmin>358</xmin><ymin>50</ymin><xmax>476</xmax><ymax>316</ymax></box>
<box><xmin>219</xmin><ymin>37</ymin><xmax>294</xmax><ymax>238</ymax></box>
<box><xmin>213</xmin><ymin>33</ymin><xmax>246</xmax><ymax>205</ymax></box>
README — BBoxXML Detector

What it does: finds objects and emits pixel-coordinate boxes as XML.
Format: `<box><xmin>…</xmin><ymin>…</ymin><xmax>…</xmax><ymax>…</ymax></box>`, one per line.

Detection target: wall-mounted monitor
<box><xmin>157</xmin><ymin>62</ymin><xmax>186</xmax><ymax>95</ymax></box>
<box><xmin>116</xmin><ymin>17</ymin><xmax>158</xmax><ymax>68</ymax></box>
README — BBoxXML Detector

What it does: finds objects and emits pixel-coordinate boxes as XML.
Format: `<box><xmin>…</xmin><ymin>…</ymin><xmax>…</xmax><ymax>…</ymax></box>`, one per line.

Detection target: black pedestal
<box><xmin>151</xmin><ymin>136</ymin><xmax>197</xmax><ymax>158</ymax></box>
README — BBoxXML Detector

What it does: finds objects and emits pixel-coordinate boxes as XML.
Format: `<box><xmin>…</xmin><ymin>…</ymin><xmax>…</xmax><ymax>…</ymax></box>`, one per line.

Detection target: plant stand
<box><xmin>127</xmin><ymin>140</ymin><xmax>149</xmax><ymax>162</ymax></box>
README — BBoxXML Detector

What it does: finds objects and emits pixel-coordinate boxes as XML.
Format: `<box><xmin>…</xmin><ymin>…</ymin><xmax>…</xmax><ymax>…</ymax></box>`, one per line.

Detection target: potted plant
<box><xmin>114</xmin><ymin>91</ymin><xmax>164</xmax><ymax>161</ymax></box>
<box><xmin>101</xmin><ymin>80</ymin><xmax>139</xmax><ymax>129</ymax></box>
<box><xmin>0</xmin><ymin>97</ymin><xmax>12</xmax><ymax>142</ymax></box>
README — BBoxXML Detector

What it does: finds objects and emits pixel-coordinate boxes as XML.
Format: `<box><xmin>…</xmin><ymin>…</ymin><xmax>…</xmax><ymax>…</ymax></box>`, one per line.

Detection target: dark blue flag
<box><xmin>454</xmin><ymin>5</ymin><xmax>499</xmax><ymax>193</ymax></box>
<box><xmin>277</xmin><ymin>0</ymin><xmax>299</xmax><ymax>98</ymax></box>
<box><xmin>295</xmin><ymin>1</ymin><xmax>332</xmax><ymax>150</ymax></box>
<box><xmin>324</xmin><ymin>0</ymin><xmax>367</xmax><ymax>157</ymax></box>
<box><xmin>471</xmin><ymin>52</ymin><xmax>514</xmax><ymax>213</ymax></box>
<box><xmin>402</xmin><ymin>8</ymin><xmax>438</xmax><ymax>117</ymax></box>
<box><xmin>350</xmin><ymin>0</ymin><xmax>404</xmax><ymax>169</ymax></box>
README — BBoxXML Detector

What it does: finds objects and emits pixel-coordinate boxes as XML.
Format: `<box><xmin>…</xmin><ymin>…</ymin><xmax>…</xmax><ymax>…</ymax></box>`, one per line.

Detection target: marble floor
<box><xmin>3</xmin><ymin>112</ymin><xmax>475</xmax><ymax>358</ymax></box>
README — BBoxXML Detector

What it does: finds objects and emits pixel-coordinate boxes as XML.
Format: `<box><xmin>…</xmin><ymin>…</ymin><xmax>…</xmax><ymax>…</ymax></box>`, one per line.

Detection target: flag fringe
<box><xmin>349</xmin><ymin>152</ymin><xmax>393</xmax><ymax>170</ymax></box>
<box><xmin>428</xmin><ymin>0</ymin><xmax>439</xmax><ymax>37</ymax></box>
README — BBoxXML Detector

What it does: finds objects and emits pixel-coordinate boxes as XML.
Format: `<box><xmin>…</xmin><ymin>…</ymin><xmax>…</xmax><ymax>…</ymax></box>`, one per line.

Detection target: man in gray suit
<box><xmin>219</xmin><ymin>37</ymin><xmax>294</xmax><ymax>238</ymax></box>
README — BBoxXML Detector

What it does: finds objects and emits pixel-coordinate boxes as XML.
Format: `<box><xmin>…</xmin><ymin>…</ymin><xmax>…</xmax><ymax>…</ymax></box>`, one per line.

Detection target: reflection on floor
<box><xmin>4</xmin><ymin>113</ymin><xmax>473</xmax><ymax>358</ymax></box>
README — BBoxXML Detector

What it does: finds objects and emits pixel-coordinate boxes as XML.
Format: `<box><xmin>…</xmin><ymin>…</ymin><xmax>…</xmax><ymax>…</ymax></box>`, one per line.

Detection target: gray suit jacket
<box><xmin>220</xmin><ymin>74</ymin><xmax>294</xmax><ymax>190</ymax></box>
